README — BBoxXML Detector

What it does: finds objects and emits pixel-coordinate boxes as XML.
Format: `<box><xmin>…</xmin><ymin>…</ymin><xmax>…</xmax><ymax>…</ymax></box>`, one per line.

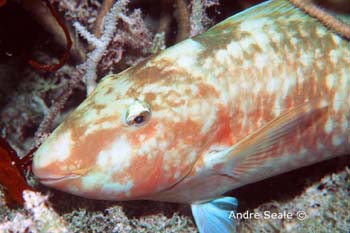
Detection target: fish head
<box><xmin>32</xmin><ymin>52</ymin><xmax>216</xmax><ymax>200</ymax></box>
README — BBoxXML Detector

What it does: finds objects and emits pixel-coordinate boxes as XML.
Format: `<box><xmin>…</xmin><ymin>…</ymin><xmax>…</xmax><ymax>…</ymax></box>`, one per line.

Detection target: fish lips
<box><xmin>39</xmin><ymin>174</ymin><xmax>81</xmax><ymax>185</ymax></box>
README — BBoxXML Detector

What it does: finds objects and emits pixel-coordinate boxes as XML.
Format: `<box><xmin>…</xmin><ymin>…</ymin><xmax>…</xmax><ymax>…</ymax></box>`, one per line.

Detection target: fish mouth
<box><xmin>37</xmin><ymin>167</ymin><xmax>92</xmax><ymax>185</ymax></box>
<box><xmin>39</xmin><ymin>175</ymin><xmax>80</xmax><ymax>185</ymax></box>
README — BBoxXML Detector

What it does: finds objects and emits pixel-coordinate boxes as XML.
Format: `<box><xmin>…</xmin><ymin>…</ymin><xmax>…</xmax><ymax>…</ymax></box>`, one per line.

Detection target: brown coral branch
<box><xmin>93</xmin><ymin>0</ymin><xmax>115</xmax><ymax>38</ymax></box>
<box><xmin>289</xmin><ymin>0</ymin><xmax>350</xmax><ymax>39</ymax></box>
<box><xmin>175</xmin><ymin>0</ymin><xmax>191</xmax><ymax>41</ymax></box>
<box><xmin>27</xmin><ymin>0</ymin><xmax>72</xmax><ymax>72</ymax></box>
<box><xmin>158</xmin><ymin>0</ymin><xmax>173</xmax><ymax>43</ymax></box>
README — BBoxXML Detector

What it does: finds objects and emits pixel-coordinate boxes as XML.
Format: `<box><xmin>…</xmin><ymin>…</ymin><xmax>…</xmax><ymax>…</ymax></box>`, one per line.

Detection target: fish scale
<box><xmin>32</xmin><ymin>0</ymin><xmax>350</xmax><ymax>232</ymax></box>
<box><xmin>167</xmin><ymin>1</ymin><xmax>350</xmax><ymax>200</ymax></box>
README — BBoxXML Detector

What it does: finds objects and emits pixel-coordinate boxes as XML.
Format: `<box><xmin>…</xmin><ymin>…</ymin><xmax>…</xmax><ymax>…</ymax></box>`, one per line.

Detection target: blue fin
<box><xmin>191</xmin><ymin>197</ymin><xmax>238</xmax><ymax>233</ymax></box>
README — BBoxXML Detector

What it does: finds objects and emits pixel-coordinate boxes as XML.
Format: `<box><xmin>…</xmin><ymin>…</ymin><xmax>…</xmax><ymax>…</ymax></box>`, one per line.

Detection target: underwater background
<box><xmin>0</xmin><ymin>0</ymin><xmax>349</xmax><ymax>232</ymax></box>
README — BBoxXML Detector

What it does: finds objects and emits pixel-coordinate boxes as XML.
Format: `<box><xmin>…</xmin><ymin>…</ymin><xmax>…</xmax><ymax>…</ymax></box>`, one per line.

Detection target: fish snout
<box><xmin>32</xmin><ymin>129</ymin><xmax>84</xmax><ymax>184</ymax></box>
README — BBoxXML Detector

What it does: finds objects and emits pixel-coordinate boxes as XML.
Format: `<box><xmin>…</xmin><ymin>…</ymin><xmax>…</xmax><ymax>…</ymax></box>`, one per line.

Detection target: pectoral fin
<box><xmin>208</xmin><ymin>101</ymin><xmax>328</xmax><ymax>179</ymax></box>
<box><xmin>191</xmin><ymin>196</ymin><xmax>238</xmax><ymax>233</ymax></box>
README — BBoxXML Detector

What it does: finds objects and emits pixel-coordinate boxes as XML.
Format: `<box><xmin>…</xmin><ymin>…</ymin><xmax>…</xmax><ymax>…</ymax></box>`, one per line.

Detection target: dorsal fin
<box><xmin>202</xmin><ymin>0</ymin><xmax>298</xmax><ymax>36</ymax></box>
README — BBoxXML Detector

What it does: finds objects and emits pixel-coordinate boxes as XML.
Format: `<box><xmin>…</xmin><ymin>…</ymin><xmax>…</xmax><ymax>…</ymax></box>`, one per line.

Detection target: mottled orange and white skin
<box><xmin>33</xmin><ymin>0</ymin><xmax>350</xmax><ymax>204</ymax></box>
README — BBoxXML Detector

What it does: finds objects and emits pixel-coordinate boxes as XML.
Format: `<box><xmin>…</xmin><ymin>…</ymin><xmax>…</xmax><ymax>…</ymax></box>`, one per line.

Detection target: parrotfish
<box><xmin>32</xmin><ymin>0</ymin><xmax>350</xmax><ymax>232</ymax></box>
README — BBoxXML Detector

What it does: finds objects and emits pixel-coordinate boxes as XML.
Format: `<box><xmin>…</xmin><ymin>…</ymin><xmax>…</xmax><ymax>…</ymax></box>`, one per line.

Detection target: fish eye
<box><xmin>134</xmin><ymin>115</ymin><xmax>145</xmax><ymax>124</ymax></box>
<box><xmin>124</xmin><ymin>100</ymin><xmax>151</xmax><ymax>127</ymax></box>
